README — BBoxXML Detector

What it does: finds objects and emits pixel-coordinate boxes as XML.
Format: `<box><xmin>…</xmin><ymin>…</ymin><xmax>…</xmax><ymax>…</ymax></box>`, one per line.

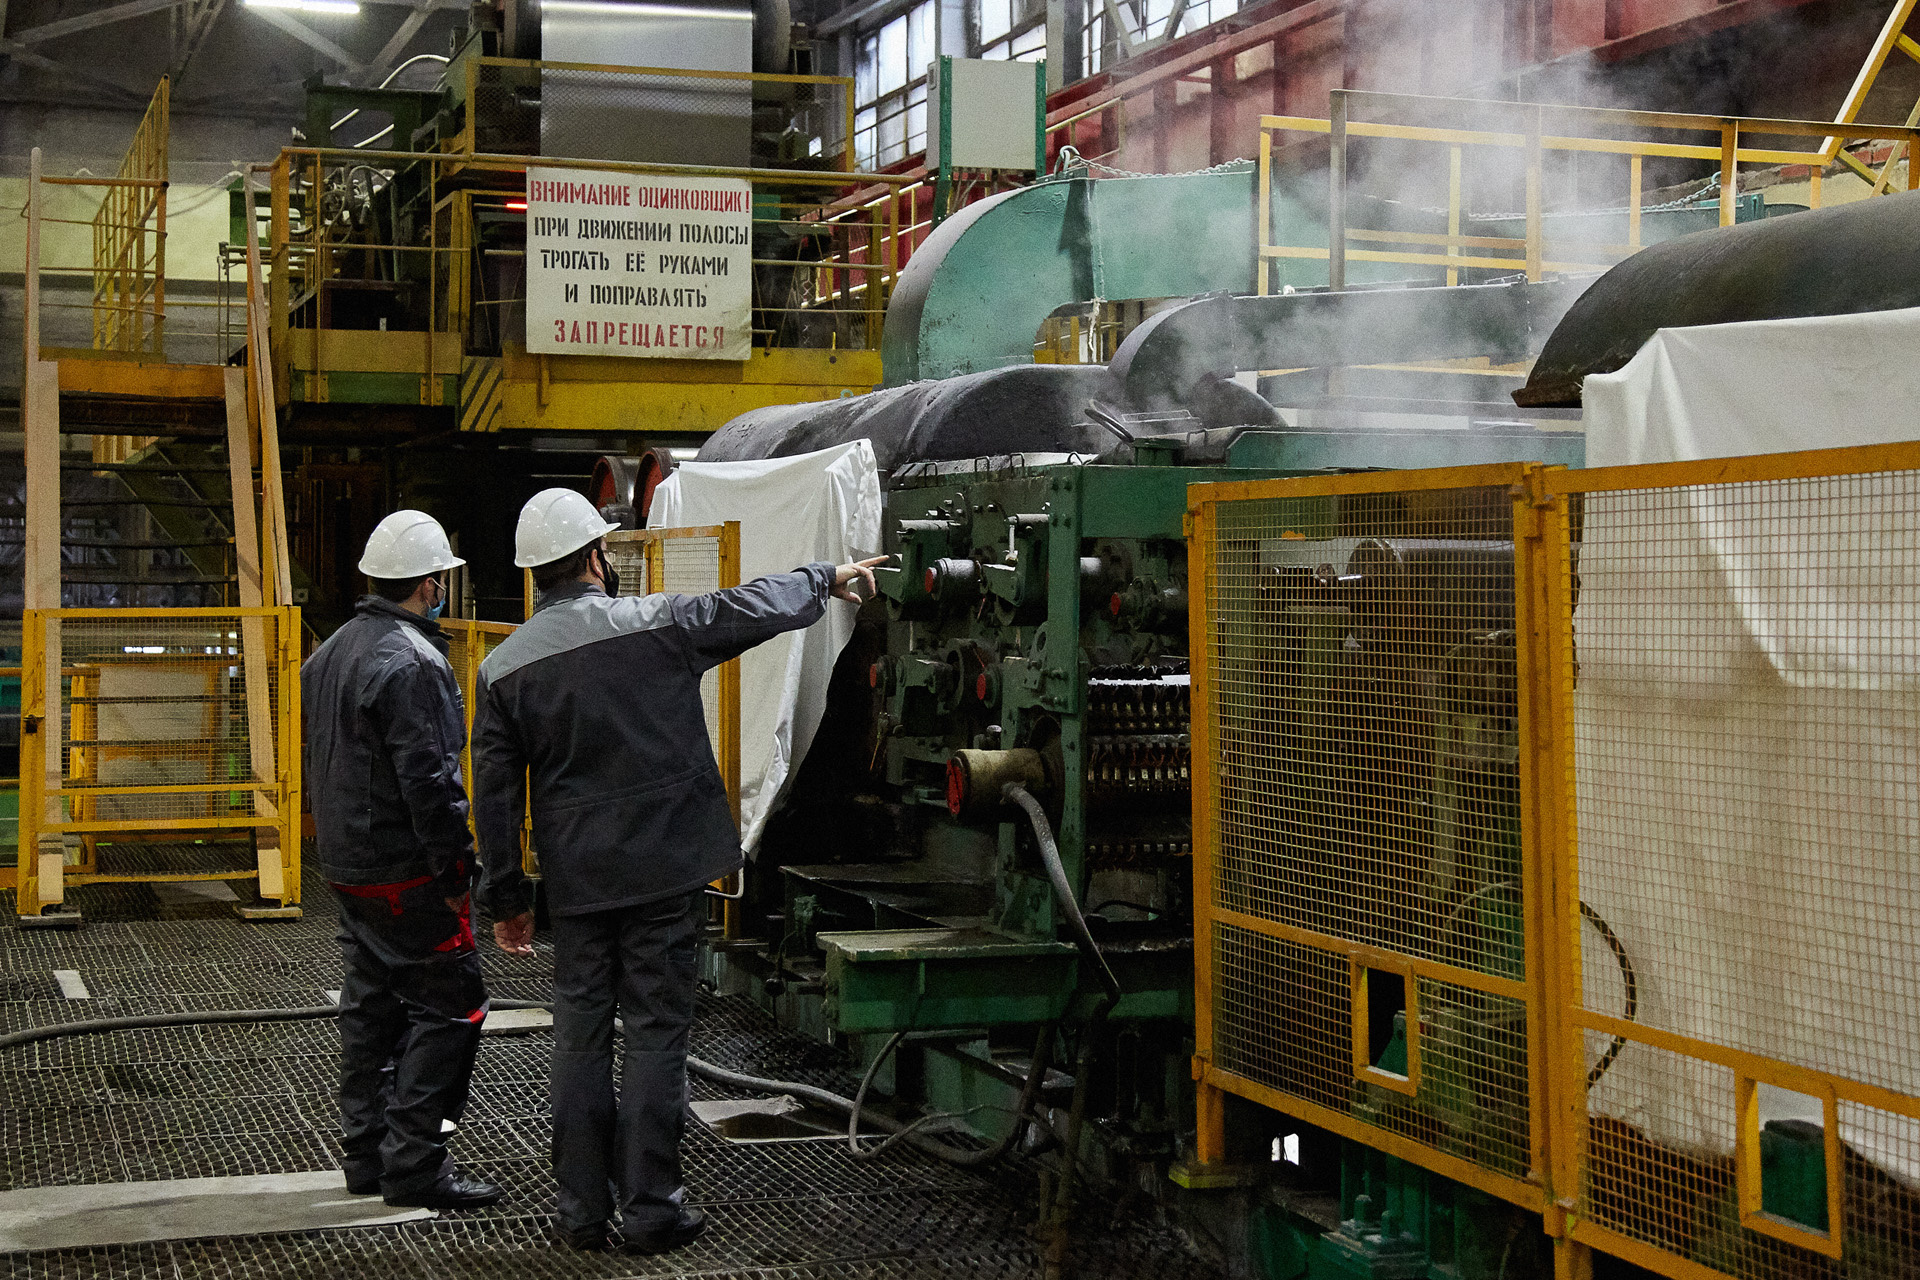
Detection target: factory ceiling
<box><xmin>0</xmin><ymin>0</ymin><xmax>466</xmax><ymax>117</ymax></box>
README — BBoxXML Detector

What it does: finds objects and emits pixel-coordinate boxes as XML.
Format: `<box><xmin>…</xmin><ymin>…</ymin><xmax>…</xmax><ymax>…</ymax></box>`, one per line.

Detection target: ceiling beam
<box><xmin>7</xmin><ymin>0</ymin><xmax>194</xmax><ymax>47</ymax></box>
<box><xmin>368</xmin><ymin>0</ymin><xmax>433</xmax><ymax>79</ymax></box>
<box><xmin>0</xmin><ymin>41</ymin><xmax>144</xmax><ymax>98</ymax></box>
<box><xmin>173</xmin><ymin>0</ymin><xmax>229</xmax><ymax>80</ymax></box>
<box><xmin>248</xmin><ymin>4</ymin><xmax>365</xmax><ymax>71</ymax></box>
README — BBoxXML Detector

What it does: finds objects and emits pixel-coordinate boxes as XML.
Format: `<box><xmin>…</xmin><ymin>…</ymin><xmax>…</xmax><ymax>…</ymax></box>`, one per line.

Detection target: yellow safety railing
<box><xmin>439</xmin><ymin>617</ymin><xmax>527</xmax><ymax>875</ymax></box>
<box><xmin>1259</xmin><ymin>91</ymin><xmax>1920</xmax><ymax>293</ymax></box>
<box><xmin>1535</xmin><ymin>443</ymin><xmax>1920</xmax><ymax>1280</ymax></box>
<box><xmin>16</xmin><ymin>607</ymin><xmax>303</xmax><ymax>916</ymax></box>
<box><xmin>91</xmin><ymin>76</ymin><xmax>169</xmax><ymax>361</ymax></box>
<box><xmin>248</xmin><ymin>143</ymin><xmax>911</xmax><ymax>411</ymax></box>
<box><xmin>23</xmin><ymin>81</ymin><xmax>227</xmax><ymax>382</ymax></box>
<box><xmin>1187</xmin><ymin>461</ymin><xmax>1549</xmax><ymax>1210</ymax></box>
<box><xmin>1188</xmin><ymin>441</ymin><xmax>1920</xmax><ymax>1280</ymax></box>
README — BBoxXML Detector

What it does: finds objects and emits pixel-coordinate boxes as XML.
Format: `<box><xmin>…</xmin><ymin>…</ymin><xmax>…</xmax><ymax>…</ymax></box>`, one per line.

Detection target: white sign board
<box><xmin>526</xmin><ymin>168</ymin><xmax>751</xmax><ymax>361</ymax></box>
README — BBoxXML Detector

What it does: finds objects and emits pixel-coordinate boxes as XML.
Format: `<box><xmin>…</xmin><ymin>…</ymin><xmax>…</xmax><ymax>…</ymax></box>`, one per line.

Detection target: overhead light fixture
<box><xmin>246</xmin><ymin>0</ymin><xmax>361</xmax><ymax>14</ymax></box>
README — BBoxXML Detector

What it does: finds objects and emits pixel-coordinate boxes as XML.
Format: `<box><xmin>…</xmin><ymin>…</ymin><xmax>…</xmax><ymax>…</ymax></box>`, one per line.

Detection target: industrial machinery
<box><xmin>664</xmin><ymin>186</ymin><xmax>1920</xmax><ymax>1278</ymax></box>
<box><xmin>637</xmin><ymin>247</ymin><xmax>1585</xmax><ymax>1273</ymax></box>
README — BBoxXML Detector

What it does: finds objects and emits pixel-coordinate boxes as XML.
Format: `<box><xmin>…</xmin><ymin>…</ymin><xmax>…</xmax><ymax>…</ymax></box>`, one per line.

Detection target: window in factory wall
<box><xmin>1082</xmin><ymin>0</ymin><xmax>1242</xmax><ymax>73</ymax></box>
<box><xmin>855</xmin><ymin>1</ymin><xmax>934</xmax><ymax>169</ymax></box>
<box><xmin>977</xmin><ymin>0</ymin><xmax>1043</xmax><ymax>61</ymax></box>
<box><xmin>982</xmin><ymin>19</ymin><xmax>1045</xmax><ymax>62</ymax></box>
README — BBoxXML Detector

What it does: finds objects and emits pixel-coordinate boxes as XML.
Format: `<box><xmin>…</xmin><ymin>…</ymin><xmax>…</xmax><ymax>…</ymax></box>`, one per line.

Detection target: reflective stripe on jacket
<box><xmin>301</xmin><ymin>596</ymin><xmax>474</xmax><ymax>886</ymax></box>
<box><xmin>473</xmin><ymin>567</ymin><xmax>832</xmax><ymax>919</ymax></box>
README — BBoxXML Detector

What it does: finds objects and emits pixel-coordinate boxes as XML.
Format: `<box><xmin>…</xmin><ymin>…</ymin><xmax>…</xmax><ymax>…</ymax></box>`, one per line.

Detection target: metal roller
<box><xmin>587</xmin><ymin>448</ymin><xmax>676</xmax><ymax>527</ymax></box>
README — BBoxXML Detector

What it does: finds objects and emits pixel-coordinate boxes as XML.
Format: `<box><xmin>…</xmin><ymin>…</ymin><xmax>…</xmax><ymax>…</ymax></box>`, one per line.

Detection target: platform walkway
<box><xmin>0</xmin><ymin>861</ymin><xmax>1213</xmax><ymax>1279</ymax></box>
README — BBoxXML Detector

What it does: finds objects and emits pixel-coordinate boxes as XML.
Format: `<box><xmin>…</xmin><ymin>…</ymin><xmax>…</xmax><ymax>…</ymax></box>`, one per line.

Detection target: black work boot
<box><xmin>384</xmin><ymin>1172</ymin><xmax>504</xmax><ymax>1210</ymax></box>
<box><xmin>557</xmin><ymin>1220</ymin><xmax>616</xmax><ymax>1250</ymax></box>
<box><xmin>620</xmin><ymin>1207</ymin><xmax>707</xmax><ymax>1255</ymax></box>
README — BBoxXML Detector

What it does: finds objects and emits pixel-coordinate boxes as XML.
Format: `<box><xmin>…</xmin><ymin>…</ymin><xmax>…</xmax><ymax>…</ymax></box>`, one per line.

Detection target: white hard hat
<box><xmin>358</xmin><ymin>510</ymin><xmax>465</xmax><ymax>578</ymax></box>
<box><xmin>515</xmin><ymin>488</ymin><xmax>621</xmax><ymax>569</ymax></box>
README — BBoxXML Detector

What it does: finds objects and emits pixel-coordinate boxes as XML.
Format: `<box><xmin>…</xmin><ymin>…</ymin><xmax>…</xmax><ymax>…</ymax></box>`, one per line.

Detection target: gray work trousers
<box><xmin>332</xmin><ymin>867</ymin><xmax>487</xmax><ymax>1197</ymax></box>
<box><xmin>551</xmin><ymin>889</ymin><xmax>703</xmax><ymax>1236</ymax></box>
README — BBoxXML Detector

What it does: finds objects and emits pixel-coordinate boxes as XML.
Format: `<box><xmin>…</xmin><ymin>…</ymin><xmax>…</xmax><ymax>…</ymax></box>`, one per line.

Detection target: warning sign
<box><xmin>525</xmin><ymin>168</ymin><xmax>752</xmax><ymax>361</ymax></box>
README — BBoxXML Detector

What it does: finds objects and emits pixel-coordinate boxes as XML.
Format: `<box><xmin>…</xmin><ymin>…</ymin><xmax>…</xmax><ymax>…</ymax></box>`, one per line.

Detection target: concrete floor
<box><xmin>0</xmin><ymin>859</ymin><xmax>1215</xmax><ymax>1279</ymax></box>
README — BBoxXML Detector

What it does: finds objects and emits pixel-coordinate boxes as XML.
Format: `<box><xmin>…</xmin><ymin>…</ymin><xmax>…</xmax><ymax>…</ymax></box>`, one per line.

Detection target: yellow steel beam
<box><xmin>66</xmin><ymin>871</ymin><xmax>259</xmax><ymax>884</ymax></box>
<box><xmin>1202</xmin><ymin>1065</ymin><xmax>1546</xmax><ymax>1210</ymax></box>
<box><xmin>1823</xmin><ymin>0</ymin><xmax>1920</xmax><ymax>159</ymax></box>
<box><xmin>480</xmin><ymin>347</ymin><xmax>881</xmax><ymax>434</ymax></box>
<box><xmin>1211</xmin><ymin>906</ymin><xmax>1530</xmax><ymax>1002</ymax></box>
<box><xmin>56</xmin><ymin>358</ymin><xmax>224</xmax><ymax>400</ymax></box>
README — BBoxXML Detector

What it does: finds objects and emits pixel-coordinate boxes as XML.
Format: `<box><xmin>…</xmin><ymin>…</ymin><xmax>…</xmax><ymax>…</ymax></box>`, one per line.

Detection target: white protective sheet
<box><xmin>1575</xmin><ymin>311</ymin><xmax>1920</xmax><ymax>1184</ymax></box>
<box><xmin>1582</xmin><ymin>306</ymin><xmax>1920</xmax><ymax>467</ymax></box>
<box><xmin>648</xmin><ymin>440</ymin><xmax>882</xmax><ymax>853</ymax></box>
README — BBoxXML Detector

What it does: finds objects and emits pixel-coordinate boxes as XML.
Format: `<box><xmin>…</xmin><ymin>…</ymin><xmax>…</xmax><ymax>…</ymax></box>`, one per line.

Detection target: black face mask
<box><xmin>597</xmin><ymin>548</ymin><xmax>620</xmax><ymax>598</ymax></box>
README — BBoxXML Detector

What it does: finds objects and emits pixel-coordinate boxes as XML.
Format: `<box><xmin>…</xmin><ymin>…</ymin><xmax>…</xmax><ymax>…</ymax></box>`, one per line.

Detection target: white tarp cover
<box><xmin>648</xmin><ymin>439</ymin><xmax>882</xmax><ymax>853</ymax></box>
<box><xmin>1575</xmin><ymin>311</ymin><xmax>1920</xmax><ymax>1184</ymax></box>
<box><xmin>1582</xmin><ymin>306</ymin><xmax>1920</xmax><ymax>467</ymax></box>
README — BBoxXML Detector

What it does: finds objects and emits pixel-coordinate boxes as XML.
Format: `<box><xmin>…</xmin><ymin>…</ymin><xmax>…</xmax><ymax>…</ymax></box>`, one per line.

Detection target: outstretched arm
<box><xmin>670</xmin><ymin>557</ymin><xmax>885</xmax><ymax>672</ymax></box>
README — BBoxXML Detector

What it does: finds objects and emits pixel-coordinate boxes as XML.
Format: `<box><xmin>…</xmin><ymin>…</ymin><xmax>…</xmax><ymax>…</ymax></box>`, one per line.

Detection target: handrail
<box><xmin>276</xmin><ymin>143</ymin><xmax>916</xmax><ymax>187</ymax></box>
<box><xmin>1260</xmin><ymin>89</ymin><xmax>1920</xmax><ymax>294</ymax></box>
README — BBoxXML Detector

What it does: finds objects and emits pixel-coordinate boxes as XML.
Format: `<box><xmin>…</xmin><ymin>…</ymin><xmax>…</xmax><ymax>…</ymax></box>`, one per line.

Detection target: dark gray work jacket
<box><xmin>473</xmin><ymin>568</ymin><xmax>833</xmax><ymax>919</ymax></box>
<box><xmin>301</xmin><ymin>596</ymin><xmax>475</xmax><ymax>886</ymax></box>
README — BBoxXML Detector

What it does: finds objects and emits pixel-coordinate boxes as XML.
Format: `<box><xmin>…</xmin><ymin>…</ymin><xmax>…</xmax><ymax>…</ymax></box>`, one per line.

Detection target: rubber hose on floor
<box><xmin>0</xmin><ymin>999</ymin><xmax>1043</xmax><ymax>1169</ymax></box>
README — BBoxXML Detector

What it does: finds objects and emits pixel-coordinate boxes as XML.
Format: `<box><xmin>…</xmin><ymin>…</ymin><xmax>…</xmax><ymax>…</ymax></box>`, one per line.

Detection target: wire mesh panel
<box><xmin>16</xmin><ymin>608</ymin><xmax>301</xmax><ymax>916</ymax></box>
<box><xmin>1191</xmin><ymin>466</ymin><xmax>1543</xmax><ymax>1200</ymax></box>
<box><xmin>440</xmin><ymin>619</ymin><xmax>519</xmax><ymax>809</ymax></box>
<box><xmin>440</xmin><ymin>618</ymin><xmax>524</xmax><ymax>875</ymax></box>
<box><xmin>1543</xmin><ymin>451</ymin><xmax>1920</xmax><ymax>1279</ymax></box>
<box><xmin>44</xmin><ymin>612</ymin><xmax>286</xmax><ymax>826</ymax></box>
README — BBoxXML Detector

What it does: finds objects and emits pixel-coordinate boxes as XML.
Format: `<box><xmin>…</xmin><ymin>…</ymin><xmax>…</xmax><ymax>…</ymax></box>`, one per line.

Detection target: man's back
<box><xmin>302</xmin><ymin>597</ymin><xmax>471</xmax><ymax>886</ymax></box>
<box><xmin>472</xmin><ymin>568</ymin><xmax>831</xmax><ymax>920</ymax></box>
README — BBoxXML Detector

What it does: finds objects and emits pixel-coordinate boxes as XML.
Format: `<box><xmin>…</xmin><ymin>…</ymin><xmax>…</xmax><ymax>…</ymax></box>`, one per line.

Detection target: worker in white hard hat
<box><xmin>471</xmin><ymin>488</ymin><xmax>882</xmax><ymax>1255</ymax></box>
<box><xmin>301</xmin><ymin>510</ymin><xmax>503</xmax><ymax>1212</ymax></box>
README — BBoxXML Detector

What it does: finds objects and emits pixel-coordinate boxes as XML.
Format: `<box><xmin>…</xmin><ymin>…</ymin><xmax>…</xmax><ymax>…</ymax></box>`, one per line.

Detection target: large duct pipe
<box><xmin>1517</xmin><ymin>190</ymin><xmax>1920</xmax><ymax>408</ymax></box>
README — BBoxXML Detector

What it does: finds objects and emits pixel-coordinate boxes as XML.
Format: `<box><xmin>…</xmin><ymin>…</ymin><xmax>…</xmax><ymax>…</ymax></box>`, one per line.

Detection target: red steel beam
<box><xmin>1589</xmin><ymin>0</ymin><xmax>1829</xmax><ymax>63</ymax></box>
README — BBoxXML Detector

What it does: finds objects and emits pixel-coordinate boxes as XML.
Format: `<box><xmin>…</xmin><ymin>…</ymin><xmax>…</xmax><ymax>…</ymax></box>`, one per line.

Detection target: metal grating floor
<box><xmin>0</xmin><ymin>864</ymin><xmax>1214</xmax><ymax>1279</ymax></box>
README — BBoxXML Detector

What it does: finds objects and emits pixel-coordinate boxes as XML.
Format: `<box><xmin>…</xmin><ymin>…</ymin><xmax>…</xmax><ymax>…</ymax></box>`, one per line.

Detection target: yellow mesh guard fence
<box><xmin>1191</xmin><ymin>444</ymin><xmax>1920</xmax><ymax>1280</ymax></box>
<box><xmin>440</xmin><ymin>618</ymin><xmax>524</xmax><ymax>871</ymax></box>
<box><xmin>1191</xmin><ymin>464</ymin><xmax>1545</xmax><ymax>1207</ymax></box>
<box><xmin>1541</xmin><ymin>449</ymin><xmax>1920</xmax><ymax>1280</ymax></box>
<box><xmin>17</xmin><ymin>607</ymin><xmax>301</xmax><ymax>913</ymax></box>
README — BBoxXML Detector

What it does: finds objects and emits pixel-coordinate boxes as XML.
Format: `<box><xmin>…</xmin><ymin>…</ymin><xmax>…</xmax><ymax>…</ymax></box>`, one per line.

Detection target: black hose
<box><xmin>1580</xmin><ymin>900</ymin><xmax>1638</xmax><ymax>1088</ymax></box>
<box><xmin>1001</xmin><ymin>782</ymin><xmax>1119</xmax><ymax>1278</ymax></box>
<box><xmin>1004</xmin><ymin>783</ymin><xmax>1121</xmax><ymax>1004</ymax></box>
<box><xmin>0</xmin><ymin>997</ymin><xmax>1047</xmax><ymax>1170</ymax></box>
